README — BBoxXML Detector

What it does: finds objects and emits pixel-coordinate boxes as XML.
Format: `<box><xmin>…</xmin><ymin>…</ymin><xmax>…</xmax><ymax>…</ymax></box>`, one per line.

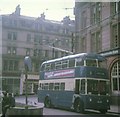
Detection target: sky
<box><xmin>0</xmin><ymin>0</ymin><xmax>75</xmax><ymax>21</ymax></box>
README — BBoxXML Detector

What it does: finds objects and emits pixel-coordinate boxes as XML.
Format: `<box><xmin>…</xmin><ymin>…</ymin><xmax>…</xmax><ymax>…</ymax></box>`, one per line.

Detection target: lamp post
<box><xmin>24</xmin><ymin>56</ymin><xmax>32</xmax><ymax>108</ymax></box>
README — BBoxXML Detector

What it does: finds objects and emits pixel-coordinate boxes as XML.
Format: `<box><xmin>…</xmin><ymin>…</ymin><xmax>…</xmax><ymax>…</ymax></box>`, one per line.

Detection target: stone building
<box><xmin>74</xmin><ymin>2</ymin><xmax>120</xmax><ymax>105</ymax></box>
<box><xmin>1</xmin><ymin>5</ymin><xmax>75</xmax><ymax>95</ymax></box>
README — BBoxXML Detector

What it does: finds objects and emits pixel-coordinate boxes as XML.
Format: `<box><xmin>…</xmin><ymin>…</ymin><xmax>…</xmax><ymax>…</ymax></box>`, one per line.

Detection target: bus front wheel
<box><xmin>44</xmin><ymin>97</ymin><xmax>51</xmax><ymax>108</ymax></box>
<box><xmin>99</xmin><ymin>109</ymin><xmax>107</xmax><ymax>114</ymax></box>
<box><xmin>74</xmin><ymin>100</ymin><xmax>84</xmax><ymax>113</ymax></box>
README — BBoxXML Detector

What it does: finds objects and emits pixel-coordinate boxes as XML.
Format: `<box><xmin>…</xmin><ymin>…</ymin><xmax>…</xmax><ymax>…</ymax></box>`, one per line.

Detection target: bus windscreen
<box><xmin>87</xmin><ymin>79</ymin><xmax>109</xmax><ymax>95</ymax></box>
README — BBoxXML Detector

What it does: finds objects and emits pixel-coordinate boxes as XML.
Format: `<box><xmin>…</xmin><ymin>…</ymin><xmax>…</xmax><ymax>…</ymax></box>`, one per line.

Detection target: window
<box><xmin>87</xmin><ymin>79</ymin><xmax>109</xmax><ymax>95</ymax></box>
<box><xmin>7</xmin><ymin>47</ymin><xmax>17</xmax><ymax>55</ymax></box>
<box><xmin>45</xmin><ymin>64</ymin><xmax>51</xmax><ymax>71</ymax></box>
<box><xmin>8</xmin><ymin>33</ymin><xmax>12</xmax><ymax>40</ymax></box>
<box><xmin>62</xmin><ymin>60</ymin><xmax>69</xmax><ymax>68</ymax></box>
<box><xmin>51</xmin><ymin>63</ymin><xmax>55</xmax><ymax>70</ymax></box>
<box><xmin>91</xmin><ymin>31</ymin><xmax>101</xmax><ymax>52</ymax></box>
<box><xmin>69</xmin><ymin>59</ymin><xmax>75</xmax><ymax>68</ymax></box>
<box><xmin>81</xmin><ymin>10</ymin><xmax>87</xmax><ymax>28</ymax></box>
<box><xmin>98</xmin><ymin>60</ymin><xmax>107</xmax><ymax>68</ymax></box>
<box><xmin>60</xmin><ymin>83</ymin><xmax>65</xmax><ymax>90</ymax></box>
<box><xmin>3</xmin><ymin>60</ymin><xmax>19</xmax><ymax>71</ymax></box>
<box><xmin>44</xmin><ymin>83</ymin><xmax>49</xmax><ymax>90</ymax></box>
<box><xmin>81</xmin><ymin>79</ymin><xmax>85</xmax><ymax>94</ymax></box>
<box><xmin>7</xmin><ymin>47</ymin><xmax>11</xmax><ymax>54</ymax></box>
<box><xmin>54</xmin><ymin>83</ymin><xmax>60</xmax><ymax>90</ymax></box>
<box><xmin>91</xmin><ymin>3</ymin><xmax>101</xmax><ymax>24</ymax></box>
<box><xmin>111</xmin><ymin>2</ymin><xmax>118</xmax><ymax>14</ymax></box>
<box><xmin>75</xmin><ymin>58</ymin><xmax>84</xmax><ymax>67</ymax></box>
<box><xmin>55</xmin><ymin>62</ymin><xmax>62</xmax><ymax>70</ymax></box>
<box><xmin>9</xmin><ymin>19</ymin><xmax>17</xmax><ymax>27</ymax></box>
<box><xmin>75</xmin><ymin>79</ymin><xmax>80</xmax><ymax>94</ymax></box>
<box><xmin>112</xmin><ymin>25</ymin><xmax>118</xmax><ymax>48</ymax></box>
<box><xmin>86</xmin><ymin>59</ymin><xmax>97</xmax><ymax>67</ymax></box>
<box><xmin>8</xmin><ymin>32</ymin><xmax>17</xmax><ymax>40</ymax></box>
<box><xmin>27</xmin><ymin>34</ymin><xmax>31</xmax><ymax>42</ymax></box>
<box><xmin>81</xmin><ymin>37</ymin><xmax>86</xmax><ymax>52</ymax></box>
<box><xmin>34</xmin><ymin>35</ymin><xmax>42</xmax><ymax>44</ymax></box>
<box><xmin>3</xmin><ymin>60</ymin><xmax>8</xmax><ymax>71</ymax></box>
<box><xmin>13</xmin><ymin>32</ymin><xmax>17</xmax><ymax>40</ymax></box>
<box><xmin>12</xmin><ymin>47</ymin><xmax>16</xmax><ymax>55</ymax></box>
<box><xmin>111</xmin><ymin>60</ymin><xmax>120</xmax><ymax>92</ymax></box>
<box><xmin>41</xmin><ymin>64</ymin><xmax>45</xmax><ymax>71</ymax></box>
<box><xmin>49</xmin><ymin>83</ymin><xmax>54</xmax><ymax>90</ymax></box>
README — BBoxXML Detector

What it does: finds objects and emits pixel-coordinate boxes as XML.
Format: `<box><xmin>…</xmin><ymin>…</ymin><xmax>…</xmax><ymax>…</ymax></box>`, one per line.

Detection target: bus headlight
<box><xmin>89</xmin><ymin>98</ymin><xmax>92</xmax><ymax>102</ymax></box>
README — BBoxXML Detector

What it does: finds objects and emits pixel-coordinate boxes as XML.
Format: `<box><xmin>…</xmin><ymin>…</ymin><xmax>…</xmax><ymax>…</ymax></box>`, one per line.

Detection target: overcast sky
<box><xmin>0</xmin><ymin>0</ymin><xmax>75</xmax><ymax>21</ymax></box>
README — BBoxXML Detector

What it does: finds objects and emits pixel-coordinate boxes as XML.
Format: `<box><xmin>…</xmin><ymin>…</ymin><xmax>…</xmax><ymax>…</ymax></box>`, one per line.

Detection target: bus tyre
<box><xmin>44</xmin><ymin>97</ymin><xmax>51</xmax><ymax>108</ymax></box>
<box><xmin>99</xmin><ymin>109</ymin><xmax>107</xmax><ymax>114</ymax></box>
<box><xmin>74</xmin><ymin>100</ymin><xmax>84</xmax><ymax>113</ymax></box>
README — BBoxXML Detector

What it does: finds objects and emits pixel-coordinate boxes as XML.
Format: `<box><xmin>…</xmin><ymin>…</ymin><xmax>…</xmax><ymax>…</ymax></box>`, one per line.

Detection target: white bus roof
<box><xmin>41</xmin><ymin>53</ymin><xmax>105</xmax><ymax>65</ymax></box>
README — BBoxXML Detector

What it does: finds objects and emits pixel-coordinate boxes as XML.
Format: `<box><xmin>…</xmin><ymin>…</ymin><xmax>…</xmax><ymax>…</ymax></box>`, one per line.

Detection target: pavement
<box><xmin>108</xmin><ymin>105</ymin><xmax>120</xmax><ymax>114</ymax></box>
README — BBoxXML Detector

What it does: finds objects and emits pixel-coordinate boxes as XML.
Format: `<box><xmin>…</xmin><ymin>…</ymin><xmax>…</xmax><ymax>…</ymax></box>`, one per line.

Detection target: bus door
<box><xmin>75</xmin><ymin>79</ymin><xmax>86</xmax><ymax>94</ymax></box>
<box><xmin>75</xmin><ymin>79</ymin><xmax>80</xmax><ymax>94</ymax></box>
<box><xmin>72</xmin><ymin>79</ymin><xmax>86</xmax><ymax>104</ymax></box>
<box><xmin>72</xmin><ymin>79</ymin><xmax>86</xmax><ymax>112</ymax></box>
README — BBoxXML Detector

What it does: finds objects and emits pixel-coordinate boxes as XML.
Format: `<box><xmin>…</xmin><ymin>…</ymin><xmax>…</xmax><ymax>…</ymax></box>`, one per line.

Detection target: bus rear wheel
<box><xmin>74</xmin><ymin>100</ymin><xmax>84</xmax><ymax>113</ymax></box>
<box><xmin>44</xmin><ymin>97</ymin><xmax>51</xmax><ymax>108</ymax></box>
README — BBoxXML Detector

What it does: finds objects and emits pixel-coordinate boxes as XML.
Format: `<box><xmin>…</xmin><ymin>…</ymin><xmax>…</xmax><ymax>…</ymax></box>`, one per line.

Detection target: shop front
<box><xmin>100</xmin><ymin>48</ymin><xmax>120</xmax><ymax>106</ymax></box>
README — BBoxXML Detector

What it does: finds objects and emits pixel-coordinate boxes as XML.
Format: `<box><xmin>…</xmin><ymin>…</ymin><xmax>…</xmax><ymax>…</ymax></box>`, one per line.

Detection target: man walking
<box><xmin>1</xmin><ymin>91</ymin><xmax>9</xmax><ymax>117</ymax></box>
<box><xmin>8</xmin><ymin>93</ymin><xmax>15</xmax><ymax>107</ymax></box>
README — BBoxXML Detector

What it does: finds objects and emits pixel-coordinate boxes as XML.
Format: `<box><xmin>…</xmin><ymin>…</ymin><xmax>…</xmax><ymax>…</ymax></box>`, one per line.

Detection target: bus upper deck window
<box><xmin>75</xmin><ymin>58</ymin><xmax>84</xmax><ymax>67</ymax></box>
<box><xmin>69</xmin><ymin>59</ymin><xmax>75</xmax><ymax>68</ymax></box>
<box><xmin>55</xmin><ymin>62</ymin><xmax>62</xmax><ymax>70</ymax></box>
<box><xmin>41</xmin><ymin>64</ymin><xmax>45</xmax><ymax>71</ymax></box>
<box><xmin>86</xmin><ymin>59</ymin><xmax>97</xmax><ymax>67</ymax></box>
<box><xmin>51</xmin><ymin>63</ymin><xmax>55</xmax><ymax>70</ymax></box>
<box><xmin>62</xmin><ymin>60</ymin><xmax>68</xmax><ymax>69</ymax></box>
<box><xmin>98</xmin><ymin>60</ymin><xmax>107</xmax><ymax>68</ymax></box>
<box><xmin>45</xmin><ymin>64</ymin><xmax>51</xmax><ymax>71</ymax></box>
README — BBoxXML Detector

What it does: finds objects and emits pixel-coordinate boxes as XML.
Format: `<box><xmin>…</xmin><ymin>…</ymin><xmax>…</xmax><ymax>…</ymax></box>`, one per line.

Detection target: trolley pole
<box><xmin>71</xmin><ymin>33</ymin><xmax>74</xmax><ymax>53</ymax></box>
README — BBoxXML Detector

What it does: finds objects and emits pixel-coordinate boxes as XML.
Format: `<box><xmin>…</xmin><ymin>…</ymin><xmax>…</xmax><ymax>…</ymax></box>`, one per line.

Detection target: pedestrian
<box><xmin>1</xmin><ymin>91</ymin><xmax>9</xmax><ymax>117</ymax></box>
<box><xmin>8</xmin><ymin>93</ymin><xmax>15</xmax><ymax>107</ymax></box>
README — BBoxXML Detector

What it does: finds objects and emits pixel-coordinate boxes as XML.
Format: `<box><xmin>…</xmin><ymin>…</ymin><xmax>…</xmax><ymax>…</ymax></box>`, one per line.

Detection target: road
<box><xmin>15</xmin><ymin>95</ymin><xmax>119</xmax><ymax>116</ymax></box>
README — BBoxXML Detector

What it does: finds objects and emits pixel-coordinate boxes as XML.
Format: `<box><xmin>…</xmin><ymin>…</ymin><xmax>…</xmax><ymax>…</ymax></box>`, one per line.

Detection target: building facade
<box><xmin>74</xmin><ymin>2</ymin><xmax>120</xmax><ymax>105</ymax></box>
<box><xmin>1</xmin><ymin>5</ymin><xmax>75</xmax><ymax>95</ymax></box>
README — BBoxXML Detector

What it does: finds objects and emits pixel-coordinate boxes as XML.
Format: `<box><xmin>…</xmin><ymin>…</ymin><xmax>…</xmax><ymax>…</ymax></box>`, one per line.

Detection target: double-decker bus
<box><xmin>38</xmin><ymin>53</ymin><xmax>110</xmax><ymax>113</ymax></box>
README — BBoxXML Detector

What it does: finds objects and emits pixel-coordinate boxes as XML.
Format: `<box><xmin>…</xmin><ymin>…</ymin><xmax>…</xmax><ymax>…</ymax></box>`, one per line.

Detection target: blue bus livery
<box><xmin>38</xmin><ymin>53</ymin><xmax>110</xmax><ymax>113</ymax></box>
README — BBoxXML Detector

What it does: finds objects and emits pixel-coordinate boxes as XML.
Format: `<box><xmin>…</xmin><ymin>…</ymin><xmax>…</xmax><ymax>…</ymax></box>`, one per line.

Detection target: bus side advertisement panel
<box><xmin>44</xmin><ymin>69</ymin><xmax>75</xmax><ymax>79</ymax></box>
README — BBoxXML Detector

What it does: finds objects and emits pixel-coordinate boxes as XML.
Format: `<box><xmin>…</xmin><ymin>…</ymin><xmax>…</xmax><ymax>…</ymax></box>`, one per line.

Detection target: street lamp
<box><xmin>24</xmin><ymin>56</ymin><xmax>32</xmax><ymax>108</ymax></box>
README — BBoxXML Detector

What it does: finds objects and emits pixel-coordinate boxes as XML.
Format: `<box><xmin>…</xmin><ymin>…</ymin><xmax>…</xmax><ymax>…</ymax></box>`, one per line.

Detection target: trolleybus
<box><xmin>38</xmin><ymin>53</ymin><xmax>110</xmax><ymax>113</ymax></box>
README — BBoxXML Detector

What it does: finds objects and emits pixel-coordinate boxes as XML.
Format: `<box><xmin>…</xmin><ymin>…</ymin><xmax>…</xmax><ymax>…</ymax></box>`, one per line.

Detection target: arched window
<box><xmin>111</xmin><ymin>60</ymin><xmax>120</xmax><ymax>92</ymax></box>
